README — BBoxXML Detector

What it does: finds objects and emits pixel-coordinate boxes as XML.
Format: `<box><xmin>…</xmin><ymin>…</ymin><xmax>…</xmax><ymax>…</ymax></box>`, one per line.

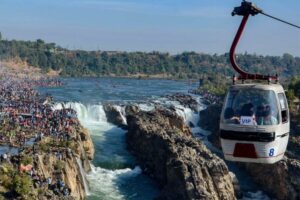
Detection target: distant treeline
<box><xmin>0</xmin><ymin>38</ymin><xmax>300</xmax><ymax>78</ymax></box>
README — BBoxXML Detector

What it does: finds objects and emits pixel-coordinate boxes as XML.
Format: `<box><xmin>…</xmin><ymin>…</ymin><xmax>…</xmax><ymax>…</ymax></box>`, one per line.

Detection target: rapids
<box><xmin>40</xmin><ymin>77</ymin><xmax>269</xmax><ymax>200</ymax></box>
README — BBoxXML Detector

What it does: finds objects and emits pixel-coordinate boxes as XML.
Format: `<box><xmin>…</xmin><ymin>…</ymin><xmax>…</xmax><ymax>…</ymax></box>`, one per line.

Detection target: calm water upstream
<box><xmin>39</xmin><ymin>77</ymin><xmax>197</xmax><ymax>200</ymax></box>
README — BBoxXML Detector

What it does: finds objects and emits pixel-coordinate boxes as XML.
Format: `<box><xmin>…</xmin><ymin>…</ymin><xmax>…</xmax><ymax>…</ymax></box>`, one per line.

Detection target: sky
<box><xmin>0</xmin><ymin>0</ymin><xmax>299</xmax><ymax>56</ymax></box>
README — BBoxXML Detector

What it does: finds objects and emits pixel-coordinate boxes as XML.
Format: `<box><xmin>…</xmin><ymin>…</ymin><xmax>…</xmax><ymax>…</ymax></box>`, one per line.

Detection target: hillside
<box><xmin>0</xmin><ymin>38</ymin><xmax>299</xmax><ymax>78</ymax></box>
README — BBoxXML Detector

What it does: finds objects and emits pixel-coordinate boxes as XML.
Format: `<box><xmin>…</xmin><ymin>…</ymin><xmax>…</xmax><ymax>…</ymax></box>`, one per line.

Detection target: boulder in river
<box><xmin>126</xmin><ymin>106</ymin><xmax>236</xmax><ymax>200</ymax></box>
<box><xmin>103</xmin><ymin>103</ymin><xmax>127</xmax><ymax>128</ymax></box>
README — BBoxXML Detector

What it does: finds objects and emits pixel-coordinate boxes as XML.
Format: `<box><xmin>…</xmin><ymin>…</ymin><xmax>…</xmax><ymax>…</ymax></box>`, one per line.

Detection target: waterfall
<box><xmin>113</xmin><ymin>105</ymin><xmax>127</xmax><ymax>125</ymax></box>
<box><xmin>76</xmin><ymin>158</ymin><xmax>90</xmax><ymax>195</ymax></box>
<box><xmin>173</xmin><ymin>104</ymin><xmax>199</xmax><ymax>127</ymax></box>
<box><xmin>53</xmin><ymin>102</ymin><xmax>107</xmax><ymax>123</ymax></box>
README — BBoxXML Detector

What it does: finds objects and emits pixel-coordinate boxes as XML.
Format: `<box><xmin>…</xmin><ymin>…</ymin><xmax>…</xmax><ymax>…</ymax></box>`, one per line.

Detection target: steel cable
<box><xmin>260</xmin><ymin>11</ymin><xmax>300</xmax><ymax>29</ymax></box>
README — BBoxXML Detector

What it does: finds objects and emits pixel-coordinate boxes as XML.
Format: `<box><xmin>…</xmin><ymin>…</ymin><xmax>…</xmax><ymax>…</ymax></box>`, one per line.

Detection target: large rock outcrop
<box><xmin>75</xmin><ymin>125</ymin><xmax>95</xmax><ymax>170</ymax></box>
<box><xmin>199</xmin><ymin>104</ymin><xmax>222</xmax><ymax>148</ymax></box>
<box><xmin>35</xmin><ymin>153</ymin><xmax>86</xmax><ymax>200</ymax></box>
<box><xmin>126</xmin><ymin>106</ymin><xmax>236</xmax><ymax>200</ymax></box>
<box><xmin>288</xmin><ymin>135</ymin><xmax>300</xmax><ymax>159</ymax></box>
<box><xmin>34</xmin><ymin>123</ymin><xmax>94</xmax><ymax>200</ymax></box>
<box><xmin>103</xmin><ymin>103</ymin><xmax>127</xmax><ymax>128</ymax></box>
<box><xmin>241</xmin><ymin>134</ymin><xmax>300</xmax><ymax>200</ymax></box>
<box><xmin>241</xmin><ymin>158</ymin><xmax>300</xmax><ymax>200</ymax></box>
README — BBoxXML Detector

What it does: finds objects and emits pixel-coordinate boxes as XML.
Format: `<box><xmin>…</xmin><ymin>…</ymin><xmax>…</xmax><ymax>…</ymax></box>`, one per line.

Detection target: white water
<box><xmin>76</xmin><ymin>158</ymin><xmax>90</xmax><ymax>195</ymax></box>
<box><xmin>137</xmin><ymin>103</ymin><xmax>155</xmax><ymax>112</ymax></box>
<box><xmin>154</xmin><ymin>97</ymin><xmax>211</xmax><ymax>139</ymax></box>
<box><xmin>54</xmin><ymin>102</ymin><xmax>149</xmax><ymax>199</ymax></box>
<box><xmin>113</xmin><ymin>105</ymin><xmax>127</xmax><ymax>125</ymax></box>
<box><xmin>86</xmin><ymin>165</ymin><xmax>142</xmax><ymax>200</ymax></box>
<box><xmin>173</xmin><ymin>98</ymin><xmax>221</xmax><ymax>153</ymax></box>
<box><xmin>53</xmin><ymin>97</ymin><xmax>269</xmax><ymax>200</ymax></box>
<box><xmin>53</xmin><ymin>102</ymin><xmax>107</xmax><ymax>124</ymax></box>
<box><xmin>242</xmin><ymin>191</ymin><xmax>270</xmax><ymax>200</ymax></box>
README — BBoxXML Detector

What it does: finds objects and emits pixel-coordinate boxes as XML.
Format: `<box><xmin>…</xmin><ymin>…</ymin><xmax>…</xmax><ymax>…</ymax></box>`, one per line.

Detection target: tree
<box><xmin>0</xmin><ymin>38</ymin><xmax>299</xmax><ymax>78</ymax></box>
<box><xmin>12</xmin><ymin>174</ymin><xmax>33</xmax><ymax>199</ymax></box>
<box><xmin>5</xmin><ymin>130</ymin><xmax>16</xmax><ymax>144</ymax></box>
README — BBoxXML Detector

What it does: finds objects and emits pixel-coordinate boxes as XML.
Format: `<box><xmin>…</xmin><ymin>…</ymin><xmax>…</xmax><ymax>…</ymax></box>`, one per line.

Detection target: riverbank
<box><xmin>0</xmin><ymin>67</ymin><xmax>94</xmax><ymax>199</ymax></box>
<box><xmin>59</xmin><ymin>74</ymin><xmax>200</xmax><ymax>82</ymax></box>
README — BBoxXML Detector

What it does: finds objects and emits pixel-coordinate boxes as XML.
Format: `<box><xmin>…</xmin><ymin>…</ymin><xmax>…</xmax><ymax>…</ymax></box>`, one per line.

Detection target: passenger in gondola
<box><xmin>256</xmin><ymin>105</ymin><xmax>265</xmax><ymax>125</ymax></box>
<box><xmin>240</xmin><ymin>103</ymin><xmax>257</xmax><ymax>125</ymax></box>
<box><xmin>257</xmin><ymin>105</ymin><xmax>278</xmax><ymax>125</ymax></box>
<box><xmin>224</xmin><ymin>108</ymin><xmax>240</xmax><ymax>124</ymax></box>
<box><xmin>240</xmin><ymin>103</ymin><xmax>254</xmax><ymax>116</ymax></box>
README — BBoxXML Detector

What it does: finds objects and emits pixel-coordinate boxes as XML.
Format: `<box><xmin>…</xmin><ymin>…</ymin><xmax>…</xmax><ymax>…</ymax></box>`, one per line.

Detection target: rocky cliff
<box><xmin>33</xmin><ymin>122</ymin><xmax>94</xmax><ymax>200</ymax></box>
<box><xmin>199</xmin><ymin>104</ymin><xmax>222</xmax><ymax>148</ymax></box>
<box><xmin>126</xmin><ymin>106</ymin><xmax>236</xmax><ymax>200</ymax></box>
<box><xmin>103</xmin><ymin>103</ymin><xmax>127</xmax><ymax>128</ymax></box>
<box><xmin>241</xmin><ymin>132</ymin><xmax>300</xmax><ymax>200</ymax></box>
<box><xmin>241</xmin><ymin>158</ymin><xmax>300</xmax><ymax>200</ymax></box>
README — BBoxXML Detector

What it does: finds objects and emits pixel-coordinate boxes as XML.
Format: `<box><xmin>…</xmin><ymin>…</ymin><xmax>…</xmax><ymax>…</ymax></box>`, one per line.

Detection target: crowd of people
<box><xmin>0</xmin><ymin>77</ymin><xmax>76</xmax><ymax>146</ymax></box>
<box><xmin>31</xmin><ymin>172</ymin><xmax>71</xmax><ymax>197</ymax></box>
<box><xmin>0</xmin><ymin>72</ymin><xmax>77</xmax><ymax>198</ymax></box>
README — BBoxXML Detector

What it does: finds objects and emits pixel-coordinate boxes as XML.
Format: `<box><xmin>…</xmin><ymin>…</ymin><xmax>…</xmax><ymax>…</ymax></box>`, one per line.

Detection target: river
<box><xmin>39</xmin><ymin>77</ymin><xmax>269</xmax><ymax>200</ymax></box>
<box><xmin>39</xmin><ymin>77</ymin><xmax>197</xmax><ymax>200</ymax></box>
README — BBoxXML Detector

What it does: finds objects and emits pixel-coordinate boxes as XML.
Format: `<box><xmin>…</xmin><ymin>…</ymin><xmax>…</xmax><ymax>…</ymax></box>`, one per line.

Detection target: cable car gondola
<box><xmin>220</xmin><ymin>1</ymin><xmax>293</xmax><ymax>163</ymax></box>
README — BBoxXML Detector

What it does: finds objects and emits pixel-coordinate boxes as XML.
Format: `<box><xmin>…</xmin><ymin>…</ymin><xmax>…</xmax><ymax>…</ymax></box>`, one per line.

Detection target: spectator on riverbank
<box><xmin>0</xmin><ymin>71</ymin><xmax>83</xmax><ymax>198</ymax></box>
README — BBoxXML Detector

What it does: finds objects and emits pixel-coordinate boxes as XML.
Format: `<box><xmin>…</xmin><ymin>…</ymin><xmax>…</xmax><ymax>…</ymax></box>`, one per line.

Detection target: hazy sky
<box><xmin>0</xmin><ymin>0</ymin><xmax>299</xmax><ymax>56</ymax></box>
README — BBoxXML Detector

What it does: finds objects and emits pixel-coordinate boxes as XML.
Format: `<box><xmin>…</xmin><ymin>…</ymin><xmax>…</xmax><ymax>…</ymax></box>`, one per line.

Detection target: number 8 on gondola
<box><xmin>269</xmin><ymin>148</ymin><xmax>275</xmax><ymax>157</ymax></box>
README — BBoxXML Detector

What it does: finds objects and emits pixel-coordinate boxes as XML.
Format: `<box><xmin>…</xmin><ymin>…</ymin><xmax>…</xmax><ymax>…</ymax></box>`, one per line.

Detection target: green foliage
<box><xmin>0</xmin><ymin>174</ymin><xmax>12</xmax><ymax>189</ymax></box>
<box><xmin>286</xmin><ymin>89</ymin><xmax>296</xmax><ymax>102</ymax></box>
<box><xmin>0</xmin><ymin>163</ymin><xmax>16</xmax><ymax>189</ymax></box>
<box><xmin>39</xmin><ymin>142</ymin><xmax>49</xmax><ymax>152</ymax></box>
<box><xmin>0</xmin><ymin>163</ymin><xmax>15</xmax><ymax>175</ymax></box>
<box><xmin>198</xmin><ymin>74</ymin><xmax>230</xmax><ymax>97</ymax></box>
<box><xmin>0</xmin><ymin>38</ymin><xmax>300</xmax><ymax>78</ymax></box>
<box><xmin>285</xmin><ymin>76</ymin><xmax>300</xmax><ymax>112</ymax></box>
<box><xmin>20</xmin><ymin>155</ymin><xmax>33</xmax><ymax>165</ymax></box>
<box><xmin>288</xmin><ymin>76</ymin><xmax>300</xmax><ymax>98</ymax></box>
<box><xmin>54</xmin><ymin>160</ymin><xmax>65</xmax><ymax>172</ymax></box>
<box><xmin>58</xmin><ymin>139</ymin><xmax>72</xmax><ymax>148</ymax></box>
<box><xmin>1</xmin><ymin>165</ymin><xmax>33</xmax><ymax>199</ymax></box>
<box><xmin>200</xmin><ymin>83</ymin><xmax>228</xmax><ymax>97</ymax></box>
<box><xmin>12</xmin><ymin>174</ymin><xmax>32</xmax><ymax>199</ymax></box>
<box><xmin>37</xmin><ymin>188</ymin><xmax>44</xmax><ymax>195</ymax></box>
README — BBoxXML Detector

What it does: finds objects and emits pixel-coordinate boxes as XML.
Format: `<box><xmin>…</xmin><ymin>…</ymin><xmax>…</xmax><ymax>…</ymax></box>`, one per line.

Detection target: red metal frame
<box><xmin>230</xmin><ymin>15</ymin><xmax>278</xmax><ymax>82</ymax></box>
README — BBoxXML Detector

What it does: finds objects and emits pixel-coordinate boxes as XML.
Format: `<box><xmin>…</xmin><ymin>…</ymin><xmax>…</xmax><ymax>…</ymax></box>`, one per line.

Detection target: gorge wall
<box><xmin>125</xmin><ymin>106</ymin><xmax>236</xmax><ymax>200</ymax></box>
<box><xmin>33</xmin><ymin>122</ymin><xmax>94</xmax><ymax>200</ymax></box>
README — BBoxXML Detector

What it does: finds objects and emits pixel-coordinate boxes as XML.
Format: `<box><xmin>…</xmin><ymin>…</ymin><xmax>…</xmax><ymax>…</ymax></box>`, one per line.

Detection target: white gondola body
<box><xmin>220</xmin><ymin>84</ymin><xmax>289</xmax><ymax>164</ymax></box>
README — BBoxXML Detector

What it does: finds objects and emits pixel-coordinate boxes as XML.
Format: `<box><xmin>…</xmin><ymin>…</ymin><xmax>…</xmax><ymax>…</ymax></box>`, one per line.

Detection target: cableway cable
<box><xmin>260</xmin><ymin>11</ymin><xmax>300</xmax><ymax>29</ymax></box>
<box><xmin>232</xmin><ymin>1</ymin><xmax>300</xmax><ymax>30</ymax></box>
